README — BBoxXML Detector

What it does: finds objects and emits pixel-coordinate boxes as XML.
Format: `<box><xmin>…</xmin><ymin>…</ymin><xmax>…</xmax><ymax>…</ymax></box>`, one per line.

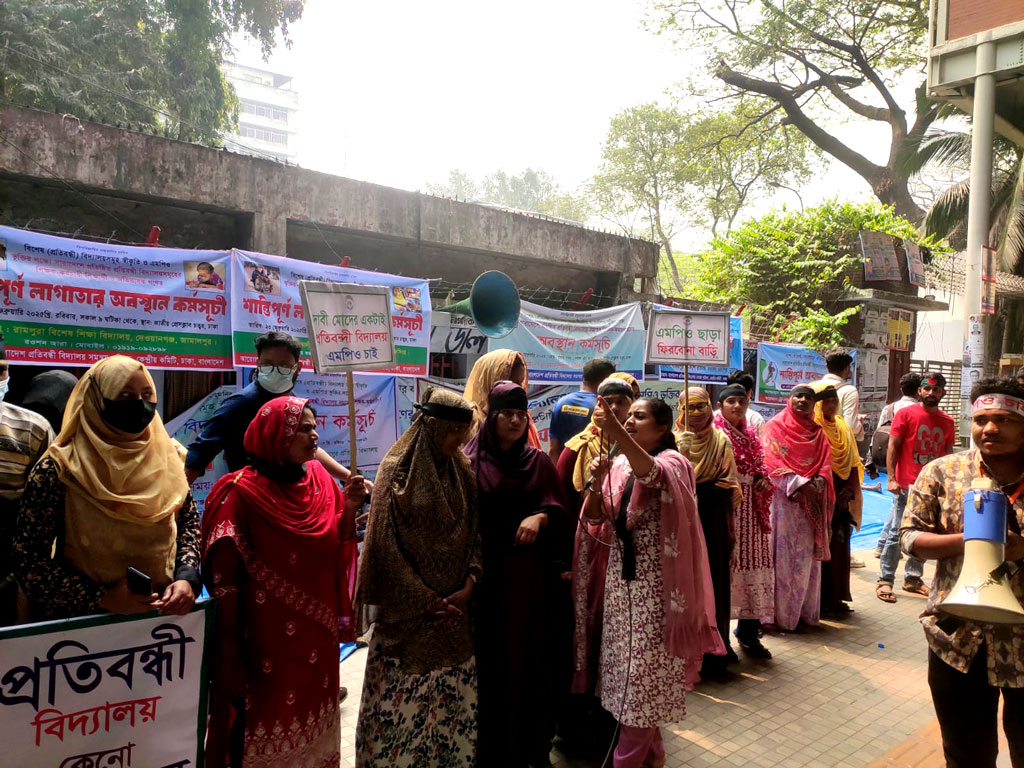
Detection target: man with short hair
<box><xmin>0</xmin><ymin>340</ymin><xmax>54</xmax><ymax>624</ymax></box>
<box><xmin>186</xmin><ymin>330</ymin><xmax>354</xmax><ymax>484</ymax></box>
<box><xmin>547</xmin><ymin>357</ymin><xmax>616</xmax><ymax>463</ymax></box>
<box><xmin>901</xmin><ymin>377</ymin><xmax>1024</xmax><ymax>767</ymax></box>
<box><xmin>877</xmin><ymin>372</ymin><xmax>955</xmax><ymax>603</ymax></box>
<box><xmin>724</xmin><ymin>370</ymin><xmax>766</xmax><ymax>439</ymax></box>
<box><xmin>821</xmin><ymin>348</ymin><xmax>864</xmax><ymax>441</ymax></box>
<box><xmin>871</xmin><ymin>373</ymin><xmax>922</xmax><ymax>556</ymax></box>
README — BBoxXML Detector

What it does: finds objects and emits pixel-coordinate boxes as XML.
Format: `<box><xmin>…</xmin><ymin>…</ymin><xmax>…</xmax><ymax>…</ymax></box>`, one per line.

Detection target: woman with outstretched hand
<box><xmin>581</xmin><ymin>395</ymin><xmax>723</xmax><ymax>768</ymax></box>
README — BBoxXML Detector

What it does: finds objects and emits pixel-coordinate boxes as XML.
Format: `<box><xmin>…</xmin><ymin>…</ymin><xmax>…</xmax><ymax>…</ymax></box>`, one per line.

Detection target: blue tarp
<box><xmin>852</xmin><ymin>472</ymin><xmax>895</xmax><ymax>552</ymax></box>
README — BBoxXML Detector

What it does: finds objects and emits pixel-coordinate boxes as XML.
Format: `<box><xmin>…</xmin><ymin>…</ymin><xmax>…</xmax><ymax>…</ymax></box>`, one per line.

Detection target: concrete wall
<box><xmin>0</xmin><ymin>106</ymin><xmax>658</xmax><ymax>306</ymax></box>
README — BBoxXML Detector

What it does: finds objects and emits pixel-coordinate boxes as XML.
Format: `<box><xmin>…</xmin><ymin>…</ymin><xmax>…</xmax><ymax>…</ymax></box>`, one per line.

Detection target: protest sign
<box><xmin>166</xmin><ymin>385</ymin><xmax>235</xmax><ymax>513</ymax></box>
<box><xmin>230</xmin><ymin>250</ymin><xmax>430</xmax><ymax>375</ymax></box>
<box><xmin>300</xmin><ymin>281</ymin><xmax>395</xmax><ymax>373</ymax></box>
<box><xmin>290</xmin><ymin>372</ymin><xmax>399</xmax><ymax>473</ymax></box>
<box><xmin>659</xmin><ymin>315</ymin><xmax>742</xmax><ymax>383</ymax></box>
<box><xmin>495</xmin><ymin>300</ymin><xmax>645</xmax><ymax>382</ymax></box>
<box><xmin>0</xmin><ymin>226</ymin><xmax>232</xmax><ymax>369</ymax></box>
<box><xmin>755</xmin><ymin>344</ymin><xmax>857</xmax><ymax>404</ymax></box>
<box><xmin>860</xmin><ymin>230</ymin><xmax>901</xmax><ymax>281</ymax></box>
<box><xmin>646</xmin><ymin>309</ymin><xmax>730</xmax><ymax>367</ymax></box>
<box><xmin>905</xmin><ymin>242</ymin><xmax>927</xmax><ymax>288</ymax></box>
<box><xmin>0</xmin><ymin>604</ymin><xmax>211</xmax><ymax>768</ymax></box>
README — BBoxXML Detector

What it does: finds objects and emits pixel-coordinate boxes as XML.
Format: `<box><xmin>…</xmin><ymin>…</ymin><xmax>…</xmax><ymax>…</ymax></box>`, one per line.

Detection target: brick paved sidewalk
<box><xmin>336</xmin><ymin>551</ymin><xmax>1009</xmax><ymax>767</ymax></box>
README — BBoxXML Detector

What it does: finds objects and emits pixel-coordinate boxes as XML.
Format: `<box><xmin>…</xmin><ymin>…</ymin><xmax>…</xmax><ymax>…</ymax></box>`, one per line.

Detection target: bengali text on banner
<box><xmin>494</xmin><ymin>300</ymin><xmax>645</xmax><ymax>383</ymax></box>
<box><xmin>660</xmin><ymin>315</ymin><xmax>743</xmax><ymax>384</ymax></box>
<box><xmin>755</xmin><ymin>343</ymin><xmax>856</xmax><ymax>404</ymax></box>
<box><xmin>0</xmin><ymin>604</ymin><xmax>211</xmax><ymax>768</ymax></box>
<box><xmin>230</xmin><ymin>250</ymin><xmax>430</xmax><ymax>375</ymax></box>
<box><xmin>0</xmin><ymin>226</ymin><xmax>232</xmax><ymax>370</ymax></box>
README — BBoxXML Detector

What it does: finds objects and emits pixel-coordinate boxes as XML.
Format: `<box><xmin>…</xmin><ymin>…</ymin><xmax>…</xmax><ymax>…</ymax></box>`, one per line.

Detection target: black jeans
<box><xmin>928</xmin><ymin>648</ymin><xmax>1024</xmax><ymax>767</ymax></box>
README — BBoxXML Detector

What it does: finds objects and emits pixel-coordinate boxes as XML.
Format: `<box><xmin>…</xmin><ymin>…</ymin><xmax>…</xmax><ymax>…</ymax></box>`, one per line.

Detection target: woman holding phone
<box><xmin>14</xmin><ymin>355</ymin><xmax>200</xmax><ymax>621</ymax></box>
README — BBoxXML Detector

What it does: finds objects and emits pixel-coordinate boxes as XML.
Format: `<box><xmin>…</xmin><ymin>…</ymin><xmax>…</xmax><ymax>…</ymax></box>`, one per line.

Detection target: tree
<box><xmin>427</xmin><ymin>168</ymin><xmax>589</xmax><ymax>222</ymax></box>
<box><xmin>588</xmin><ymin>101</ymin><xmax>817</xmax><ymax>293</ymax></box>
<box><xmin>650</xmin><ymin>0</ymin><xmax>934</xmax><ymax>221</ymax></box>
<box><xmin>0</xmin><ymin>0</ymin><xmax>304</xmax><ymax>144</ymax></box>
<box><xmin>691</xmin><ymin>199</ymin><xmax>944</xmax><ymax>348</ymax></box>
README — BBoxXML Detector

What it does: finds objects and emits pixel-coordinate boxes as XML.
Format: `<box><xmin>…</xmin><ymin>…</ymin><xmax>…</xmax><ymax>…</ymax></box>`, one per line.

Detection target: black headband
<box><xmin>598</xmin><ymin>379</ymin><xmax>633</xmax><ymax>399</ymax></box>
<box><xmin>790</xmin><ymin>385</ymin><xmax>815</xmax><ymax>397</ymax></box>
<box><xmin>717</xmin><ymin>384</ymin><xmax>747</xmax><ymax>403</ymax></box>
<box><xmin>815</xmin><ymin>386</ymin><xmax>839</xmax><ymax>402</ymax></box>
<box><xmin>414</xmin><ymin>401</ymin><xmax>473</xmax><ymax>424</ymax></box>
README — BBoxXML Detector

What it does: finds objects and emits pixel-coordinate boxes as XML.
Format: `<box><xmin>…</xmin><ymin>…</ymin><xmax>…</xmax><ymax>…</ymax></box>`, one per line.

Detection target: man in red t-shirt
<box><xmin>877</xmin><ymin>372</ymin><xmax>956</xmax><ymax>603</ymax></box>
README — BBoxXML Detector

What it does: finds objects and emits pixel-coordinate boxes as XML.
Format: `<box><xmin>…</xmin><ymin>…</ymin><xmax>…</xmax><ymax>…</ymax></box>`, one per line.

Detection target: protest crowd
<box><xmin>1</xmin><ymin>318</ymin><xmax>1023</xmax><ymax>768</ymax></box>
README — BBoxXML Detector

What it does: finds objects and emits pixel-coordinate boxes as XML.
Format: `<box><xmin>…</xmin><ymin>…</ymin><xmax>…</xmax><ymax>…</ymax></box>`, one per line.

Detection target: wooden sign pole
<box><xmin>683</xmin><ymin>364</ymin><xmax>690</xmax><ymax>432</ymax></box>
<box><xmin>346</xmin><ymin>370</ymin><xmax>358</xmax><ymax>476</ymax></box>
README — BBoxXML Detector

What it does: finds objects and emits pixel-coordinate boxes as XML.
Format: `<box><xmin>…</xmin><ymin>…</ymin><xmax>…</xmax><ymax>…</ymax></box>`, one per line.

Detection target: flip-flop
<box><xmin>876</xmin><ymin>583</ymin><xmax>897</xmax><ymax>603</ymax></box>
<box><xmin>903</xmin><ymin>581</ymin><xmax>930</xmax><ymax>596</ymax></box>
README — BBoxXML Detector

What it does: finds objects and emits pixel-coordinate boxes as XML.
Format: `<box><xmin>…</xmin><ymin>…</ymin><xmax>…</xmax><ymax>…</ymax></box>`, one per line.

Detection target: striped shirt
<box><xmin>0</xmin><ymin>403</ymin><xmax>54</xmax><ymax>507</ymax></box>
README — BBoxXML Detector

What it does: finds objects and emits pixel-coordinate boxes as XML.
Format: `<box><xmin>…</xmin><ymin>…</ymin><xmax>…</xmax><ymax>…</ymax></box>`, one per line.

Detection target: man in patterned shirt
<box><xmin>901</xmin><ymin>377</ymin><xmax>1024</xmax><ymax>767</ymax></box>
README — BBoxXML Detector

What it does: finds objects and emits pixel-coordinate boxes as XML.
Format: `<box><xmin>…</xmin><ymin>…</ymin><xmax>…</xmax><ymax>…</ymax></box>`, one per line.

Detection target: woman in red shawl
<box><xmin>760</xmin><ymin>384</ymin><xmax>834</xmax><ymax>632</ymax></box>
<box><xmin>202</xmin><ymin>396</ymin><xmax>362</xmax><ymax>768</ymax></box>
<box><xmin>465</xmin><ymin>381</ymin><xmax>571</xmax><ymax>768</ymax></box>
<box><xmin>582</xmin><ymin>396</ymin><xmax>723</xmax><ymax>768</ymax></box>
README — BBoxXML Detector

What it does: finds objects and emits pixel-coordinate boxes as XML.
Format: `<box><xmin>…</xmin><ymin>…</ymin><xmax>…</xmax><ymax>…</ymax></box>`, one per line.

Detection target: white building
<box><xmin>221</xmin><ymin>62</ymin><xmax>298</xmax><ymax>163</ymax></box>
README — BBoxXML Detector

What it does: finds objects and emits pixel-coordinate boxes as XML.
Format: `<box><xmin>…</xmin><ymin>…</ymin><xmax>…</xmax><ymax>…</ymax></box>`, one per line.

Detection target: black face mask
<box><xmin>101</xmin><ymin>398</ymin><xmax>157</xmax><ymax>435</ymax></box>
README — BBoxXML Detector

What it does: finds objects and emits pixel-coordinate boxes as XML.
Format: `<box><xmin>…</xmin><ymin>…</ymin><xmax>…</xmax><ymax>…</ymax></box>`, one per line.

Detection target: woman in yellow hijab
<box><xmin>14</xmin><ymin>355</ymin><xmax>200</xmax><ymax>620</ymax></box>
<box><xmin>812</xmin><ymin>381</ymin><xmax>864</xmax><ymax>616</ymax></box>
<box><xmin>674</xmin><ymin>387</ymin><xmax>742</xmax><ymax>676</ymax></box>
<box><xmin>464</xmin><ymin>349</ymin><xmax>541</xmax><ymax>448</ymax></box>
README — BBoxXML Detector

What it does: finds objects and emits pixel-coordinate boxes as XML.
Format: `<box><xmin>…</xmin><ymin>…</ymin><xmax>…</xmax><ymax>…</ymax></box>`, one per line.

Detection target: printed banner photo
<box><xmin>495</xmin><ymin>300</ymin><xmax>646</xmax><ymax>383</ymax></box>
<box><xmin>860</xmin><ymin>230</ymin><xmax>901</xmax><ymax>282</ymax></box>
<box><xmin>905</xmin><ymin>242</ymin><xmax>927</xmax><ymax>288</ymax></box>
<box><xmin>661</xmin><ymin>315</ymin><xmax>743</xmax><ymax>384</ymax></box>
<box><xmin>0</xmin><ymin>604</ymin><xmax>211</xmax><ymax>768</ymax></box>
<box><xmin>230</xmin><ymin>250</ymin><xmax>430</xmax><ymax>375</ymax></box>
<box><xmin>755</xmin><ymin>344</ymin><xmax>856</xmax><ymax>404</ymax></box>
<box><xmin>0</xmin><ymin>226</ymin><xmax>232</xmax><ymax>369</ymax></box>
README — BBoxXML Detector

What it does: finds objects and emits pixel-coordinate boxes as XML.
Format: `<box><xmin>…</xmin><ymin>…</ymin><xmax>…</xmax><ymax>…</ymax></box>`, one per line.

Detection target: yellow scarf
<box><xmin>812</xmin><ymin>381</ymin><xmax>864</xmax><ymax>526</ymax></box>
<box><xmin>46</xmin><ymin>356</ymin><xmax>188</xmax><ymax>587</ymax></box>
<box><xmin>674</xmin><ymin>388</ymin><xmax>742</xmax><ymax>508</ymax></box>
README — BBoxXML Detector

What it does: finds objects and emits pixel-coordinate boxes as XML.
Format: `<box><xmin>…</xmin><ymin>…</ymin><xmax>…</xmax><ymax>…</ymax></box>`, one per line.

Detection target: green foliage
<box><xmin>690</xmin><ymin>199</ymin><xmax>944</xmax><ymax>349</ymax></box>
<box><xmin>588</xmin><ymin>100</ymin><xmax>818</xmax><ymax>293</ymax></box>
<box><xmin>427</xmin><ymin>168</ymin><xmax>589</xmax><ymax>223</ymax></box>
<box><xmin>0</xmin><ymin>0</ymin><xmax>303</xmax><ymax>144</ymax></box>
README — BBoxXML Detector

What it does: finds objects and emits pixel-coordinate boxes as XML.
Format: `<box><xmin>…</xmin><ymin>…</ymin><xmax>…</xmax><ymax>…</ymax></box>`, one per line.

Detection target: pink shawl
<box><xmin>713</xmin><ymin>411</ymin><xmax>772</xmax><ymax>533</ymax></box>
<box><xmin>579</xmin><ymin>450</ymin><xmax>724</xmax><ymax>688</ymax></box>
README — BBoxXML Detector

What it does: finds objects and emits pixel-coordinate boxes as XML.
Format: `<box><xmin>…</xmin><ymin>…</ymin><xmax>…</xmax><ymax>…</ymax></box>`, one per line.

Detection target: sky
<box><xmin>230</xmin><ymin>0</ymin><xmax>913</xmax><ymax>246</ymax></box>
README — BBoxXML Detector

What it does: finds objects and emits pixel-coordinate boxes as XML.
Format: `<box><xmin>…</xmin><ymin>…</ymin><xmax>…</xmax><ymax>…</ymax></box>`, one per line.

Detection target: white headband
<box><xmin>972</xmin><ymin>393</ymin><xmax>1024</xmax><ymax>417</ymax></box>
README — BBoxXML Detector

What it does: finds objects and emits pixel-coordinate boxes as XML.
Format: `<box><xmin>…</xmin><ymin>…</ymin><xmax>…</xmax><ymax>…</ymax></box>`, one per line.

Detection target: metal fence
<box><xmin>909</xmin><ymin>358</ymin><xmax>963</xmax><ymax>436</ymax></box>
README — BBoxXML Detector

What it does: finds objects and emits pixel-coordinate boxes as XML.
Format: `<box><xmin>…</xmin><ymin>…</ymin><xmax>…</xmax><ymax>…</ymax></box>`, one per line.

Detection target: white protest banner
<box><xmin>646</xmin><ymin>308</ymin><xmax>731</xmax><ymax>367</ymax></box>
<box><xmin>494</xmin><ymin>300</ymin><xmax>645</xmax><ymax>382</ymax></box>
<box><xmin>230</xmin><ymin>250</ymin><xmax>430</xmax><ymax>375</ymax></box>
<box><xmin>395</xmin><ymin>376</ymin><xmax>418</xmax><ymax>435</ymax></box>
<box><xmin>300</xmin><ymin>281</ymin><xmax>395</xmax><ymax>373</ymax></box>
<box><xmin>290</xmin><ymin>373</ymin><xmax>399</xmax><ymax>472</ymax></box>
<box><xmin>756</xmin><ymin>344</ymin><xmax>857</xmax><ymax>404</ymax></box>
<box><xmin>0</xmin><ymin>225</ymin><xmax>232</xmax><ymax>369</ymax></box>
<box><xmin>528</xmin><ymin>385</ymin><xmax>581</xmax><ymax>453</ymax></box>
<box><xmin>0</xmin><ymin>604</ymin><xmax>211</xmax><ymax>768</ymax></box>
<box><xmin>430</xmin><ymin>312</ymin><xmax>488</xmax><ymax>356</ymax></box>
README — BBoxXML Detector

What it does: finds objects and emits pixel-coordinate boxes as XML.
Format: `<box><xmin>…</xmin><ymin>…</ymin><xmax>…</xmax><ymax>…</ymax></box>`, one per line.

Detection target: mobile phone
<box><xmin>126</xmin><ymin>567</ymin><xmax>152</xmax><ymax>596</ymax></box>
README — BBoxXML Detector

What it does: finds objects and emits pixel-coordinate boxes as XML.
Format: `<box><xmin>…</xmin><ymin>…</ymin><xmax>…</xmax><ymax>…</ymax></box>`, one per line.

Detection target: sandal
<box><xmin>903</xmin><ymin>580</ymin><xmax>930</xmax><ymax>597</ymax></box>
<box><xmin>876</xmin><ymin>583</ymin><xmax>897</xmax><ymax>603</ymax></box>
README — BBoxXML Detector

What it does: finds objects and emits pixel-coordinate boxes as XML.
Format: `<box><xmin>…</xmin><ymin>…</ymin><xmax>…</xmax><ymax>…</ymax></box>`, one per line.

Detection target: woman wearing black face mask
<box><xmin>13</xmin><ymin>355</ymin><xmax>200</xmax><ymax>621</ymax></box>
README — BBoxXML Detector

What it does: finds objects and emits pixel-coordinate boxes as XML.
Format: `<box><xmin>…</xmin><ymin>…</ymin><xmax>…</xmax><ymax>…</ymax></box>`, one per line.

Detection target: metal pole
<box><xmin>961</xmin><ymin>40</ymin><xmax>996</xmax><ymax>439</ymax></box>
<box><xmin>346</xmin><ymin>369</ymin><xmax>359</xmax><ymax>475</ymax></box>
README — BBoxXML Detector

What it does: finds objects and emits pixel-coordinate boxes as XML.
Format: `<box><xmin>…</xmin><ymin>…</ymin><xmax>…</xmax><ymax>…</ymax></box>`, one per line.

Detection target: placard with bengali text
<box><xmin>300</xmin><ymin>281</ymin><xmax>395</xmax><ymax>374</ymax></box>
<box><xmin>646</xmin><ymin>309</ymin><xmax>731</xmax><ymax>367</ymax></box>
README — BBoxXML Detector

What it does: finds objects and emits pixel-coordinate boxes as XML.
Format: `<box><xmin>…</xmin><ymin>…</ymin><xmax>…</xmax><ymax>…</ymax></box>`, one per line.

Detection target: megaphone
<box><xmin>938</xmin><ymin>477</ymin><xmax>1024</xmax><ymax>624</ymax></box>
<box><xmin>442</xmin><ymin>271</ymin><xmax>520</xmax><ymax>338</ymax></box>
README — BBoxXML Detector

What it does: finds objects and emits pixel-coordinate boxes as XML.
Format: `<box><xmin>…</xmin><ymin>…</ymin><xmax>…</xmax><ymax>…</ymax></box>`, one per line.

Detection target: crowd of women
<box><xmin>5</xmin><ymin>346</ymin><xmax>859</xmax><ymax>768</ymax></box>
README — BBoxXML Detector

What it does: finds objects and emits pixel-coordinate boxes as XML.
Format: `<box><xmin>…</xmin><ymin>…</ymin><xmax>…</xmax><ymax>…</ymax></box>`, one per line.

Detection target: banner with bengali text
<box><xmin>0</xmin><ymin>604</ymin><xmax>211</xmax><ymax>768</ymax></box>
<box><xmin>166</xmin><ymin>385</ymin><xmax>235</xmax><ymax>514</ymax></box>
<box><xmin>230</xmin><ymin>250</ymin><xmax>430</xmax><ymax>375</ymax></box>
<box><xmin>0</xmin><ymin>226</ymin><xmax>232</xmax><ymax>369</ymax></box>
<box><xmin>660</xmin><ymin>315</ymin><xmax>743</xmax><ymax>384</ymax></box>
<box><xmin>494</xmin><ymin>300</ymin><xmax>645</xmax><ymax>383</ymax></box>
<box><xmin>755</xmin><ymin>343</ymin><xmax>857</xmax><ymax>404</ymax></box>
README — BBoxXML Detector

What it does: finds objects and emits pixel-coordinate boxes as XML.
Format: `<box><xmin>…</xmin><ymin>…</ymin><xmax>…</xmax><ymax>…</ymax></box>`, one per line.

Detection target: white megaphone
<box><xmin>938</xmin><ymin>476</ymin><xmax>1024</xmax><ymax>624</ymax></box>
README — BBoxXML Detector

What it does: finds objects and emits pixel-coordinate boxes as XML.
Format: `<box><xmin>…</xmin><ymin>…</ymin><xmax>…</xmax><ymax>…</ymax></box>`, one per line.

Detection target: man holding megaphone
<box><xmin>900</xmin><ymin>376</ymin><xmax>1024</xmax><ymax>768</ymax></box>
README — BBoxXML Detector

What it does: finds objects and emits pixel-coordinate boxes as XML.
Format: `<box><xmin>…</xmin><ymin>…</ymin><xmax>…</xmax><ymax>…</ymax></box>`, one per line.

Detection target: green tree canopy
<box><xmin>0</xmin><ymin>0</ymin><xmax>304</xmax><ymax>144</ymax></box>
<box><xmin>690</xmin><ymin>199</ymin><xmax>944</xmax><ymax>348</ymax></box>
